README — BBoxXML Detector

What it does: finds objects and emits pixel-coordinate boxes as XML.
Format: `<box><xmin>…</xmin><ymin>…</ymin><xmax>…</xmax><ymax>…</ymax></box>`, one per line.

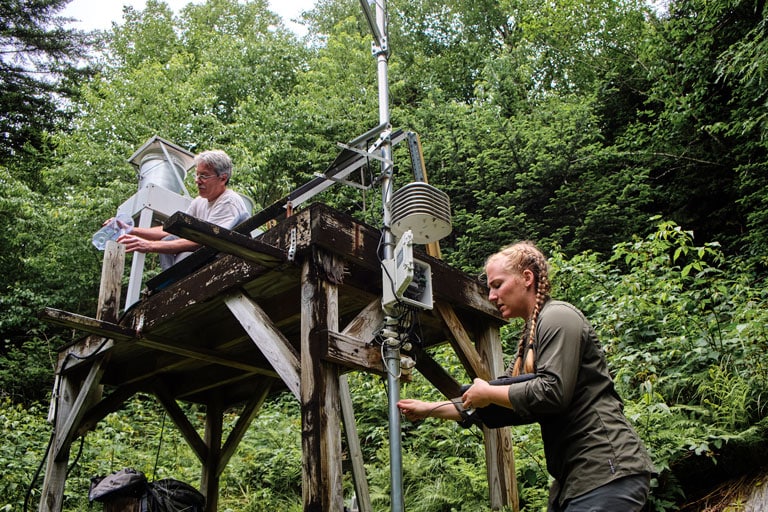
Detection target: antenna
<box><xmin>359</xmin><ymin>0</ymin><xmax>384</xmax><ymax>49</ymax></box>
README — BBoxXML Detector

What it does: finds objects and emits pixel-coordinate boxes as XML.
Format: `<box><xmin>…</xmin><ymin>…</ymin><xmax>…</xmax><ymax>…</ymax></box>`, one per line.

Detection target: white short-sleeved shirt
<box><xmin>186</xmin><ymin>188</ymin><xmax>248</xmax><ymax>229</ymax></box>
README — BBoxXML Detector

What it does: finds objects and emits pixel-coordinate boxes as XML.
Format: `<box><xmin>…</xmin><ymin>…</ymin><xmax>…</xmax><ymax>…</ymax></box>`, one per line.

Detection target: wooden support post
<box><xmin>38</xmin><ymin>375</ymin><xmax>76</xmax><ymax>512</ymax></box>
<box><xmin>433</xmin><ymin>299</ymin><xmax>519</xmax><ymax>511</ymax></box>
<box><xmin>224</xmin><ymin>292</ymin><xmax>301</xmax><ymax>399</ymax></box>
<box><xmin>218</xmin><ymin>388</ymin><xmax>272</xmax><ymax>476</ymax></box>
<box><xmin>476</xmin><ymin>324</ymin><xmax>519</xmax><ymax>511</ymax></box>
<box><xmin>406</xmin><ymin>131</ymin><xmax>442</xmax><ymax>259</ymax></box>
<box><xmin>339</xmin><ymin>375</ymin><xmax>372</xmax><ymax>512</ymax></box>
<box><xmin>155</xmin><ymin>383</ymin><xmax>270</xmax><ymax>510</ymax></box>
<box><xmin>201</xmin><ymin>401</ymin><xmax>223</xmax><ymax>512</ymax></box>
<box><xmin>435</xmin><ymin>302</ymin><xmax>491</xmax><ymax>380</ymax></box>
<box><xmin>338</xmin><ymin>299</ymin><xmax>380</xmax><ymax>512</ymax></box>
<box><xmin>301</xmin><ymin>249</ymin><xmax>344</xmax><ymax>511</ymax></box>
<box><xmin>51</xmin><ymin>359</ymin><xmax>108</xmax><ymax>461</ymax></box>
<box><xmin>155</xmin><ymin>385</ymin><xmax>208</xmax><ymax>463</ymax></box>
<box><xmin>39</xmin><ymin>241</ymin><xmax>124</xmax><ymax>512</ymax></box>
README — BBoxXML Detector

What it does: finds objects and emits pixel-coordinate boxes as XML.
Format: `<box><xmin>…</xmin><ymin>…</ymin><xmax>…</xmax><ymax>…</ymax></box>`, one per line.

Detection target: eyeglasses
<box><xmin>195</xmin><ymin>173</ymin><xmax>219</xmax><ymax>181</ymax></box>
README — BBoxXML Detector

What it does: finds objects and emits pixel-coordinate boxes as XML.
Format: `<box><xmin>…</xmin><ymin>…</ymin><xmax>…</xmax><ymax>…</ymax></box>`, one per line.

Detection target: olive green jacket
<box><xmin>485</xmin><ymin>300</ymin><xmax>654</xmax><ymax>505</ymax></box>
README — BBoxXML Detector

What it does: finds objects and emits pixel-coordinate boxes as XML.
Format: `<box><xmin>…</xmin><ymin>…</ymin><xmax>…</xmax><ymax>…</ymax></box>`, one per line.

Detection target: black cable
<box><xmin>24</xmin><ymin>430</ymin><xmax>54</xmax><ymax>512</ymax></box>
<box><xmin>63</xmin><ymin>336</ymin><xmax>111</xmax><ymax>362</ymax></box>
<box><xmin>152</xmin><ymin>412</ymin><xmax>167</xmax><ymax>482</ymax></box>
<box><xmin>426</xmin><ymin>401</ymin><xmax>458</xmax><ymax>416</ymax></box>
<box><xmin>67</xmin><ymin>435</ymin><xmax>86</xmax><ymax>478</ymax></box>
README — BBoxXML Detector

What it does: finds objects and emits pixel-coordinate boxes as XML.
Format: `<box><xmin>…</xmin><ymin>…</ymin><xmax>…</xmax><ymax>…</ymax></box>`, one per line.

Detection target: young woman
<box><xmin>397</xmin><ymin>241</ymin><xmax>654</xmax><ymax>511</ymax></box>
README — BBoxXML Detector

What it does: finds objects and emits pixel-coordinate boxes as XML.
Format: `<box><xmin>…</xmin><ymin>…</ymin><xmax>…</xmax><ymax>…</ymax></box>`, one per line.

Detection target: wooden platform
<box><xmin>39</xmin><ymin>203</ymin><xmax>518</xmax><ymax>511</ymax></box>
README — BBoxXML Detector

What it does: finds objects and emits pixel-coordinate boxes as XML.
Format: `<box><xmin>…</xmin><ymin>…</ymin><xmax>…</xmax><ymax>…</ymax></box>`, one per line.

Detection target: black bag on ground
<box><xmin>89</xmin><ymin>468</ymin><xmax>148</xmax><ymax>503</ymax></box>
<box><xmin>145</xmin><ymin>479</ymin><xmax>205</xmax><ymax>512</ymax></box>
<box><xmin>88</xmin><ymin>468</ymin><xmax>204</xmax><ymax>512</ymax></box>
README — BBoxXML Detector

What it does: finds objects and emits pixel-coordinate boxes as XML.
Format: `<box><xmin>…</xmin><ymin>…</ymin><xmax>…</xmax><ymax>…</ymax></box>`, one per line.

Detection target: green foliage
<box><xmin>0</xmin><ymin>0</ymin><xmax>90</xmax><ymax>169</ymax></box>
<box><xmin>3</xmin><ymin>0</ymin><xmax>768</xmax><ymax>510</ymax></box>
<box><xmin>711</xmin><ymin>1</ymin><xmax>768</xmax><ymax>249</ymax></box>
<box><xmin>223</xmin><ymin>393</ymin><xmax>303</xmax><ymax>511</ymax></box>
<box><xmin>0</xmin><ymin>166</ymin><xmax>105</xmax><ymax>401</ymax></box>
<box><xmin>551</xmin><ymin>217</ymin><xmax>768</xmax><ymax>508</ymax></box>
<box><xmin>620</xmin><ymin>0</ymin><xmax>768</xmax><ymax>257</ymax></box>
<box><xmin>0</xmin><ymin>399</ymin><xmax>52</xmax><ymax>510</ymax></box>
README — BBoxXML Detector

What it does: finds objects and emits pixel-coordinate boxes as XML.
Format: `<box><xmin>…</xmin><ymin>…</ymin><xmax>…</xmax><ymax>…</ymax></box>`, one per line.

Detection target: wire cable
<box><xmin>152</xmin><ymin>412</ymin><xmax>167</xmax><ymax>482</ymax></box>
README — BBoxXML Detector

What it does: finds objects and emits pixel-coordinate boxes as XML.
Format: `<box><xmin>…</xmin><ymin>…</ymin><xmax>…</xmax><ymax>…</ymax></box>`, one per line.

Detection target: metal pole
<box><xmin>363</xmin><ymin>0</ymin><xmax>404</xmax><ymax>509</ymax></box>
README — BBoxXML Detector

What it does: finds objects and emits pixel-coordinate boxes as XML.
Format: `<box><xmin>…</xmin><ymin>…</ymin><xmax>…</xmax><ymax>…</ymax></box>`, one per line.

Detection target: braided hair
<box><xmin>487</xmin><ymin>241</ymin><xmax>552</xmax><ymax>376</ymax></box>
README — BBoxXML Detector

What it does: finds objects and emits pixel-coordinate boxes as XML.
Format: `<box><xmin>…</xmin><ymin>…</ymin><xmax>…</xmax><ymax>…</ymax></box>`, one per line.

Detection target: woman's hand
<box><xmin>462</xmin><ymin>378</ymin><xmax>492</xmax><ymax>409</ymax></box>
<box><xmin>397</xmin><ymin>399</ymin><xmax>432</xmax><ymax>421</ymax></box>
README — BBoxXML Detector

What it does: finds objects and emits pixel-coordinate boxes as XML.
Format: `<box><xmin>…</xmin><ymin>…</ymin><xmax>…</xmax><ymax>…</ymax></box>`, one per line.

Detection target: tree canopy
<box><xmin>0</xmin><ymin>0</ymin><xmax>90</xmax><ymax>174</ymax></box>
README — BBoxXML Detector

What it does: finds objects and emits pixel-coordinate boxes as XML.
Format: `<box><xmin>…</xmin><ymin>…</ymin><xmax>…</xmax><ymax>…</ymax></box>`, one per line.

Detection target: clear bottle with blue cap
<box><xmin>92</xmin><ymin>212</ymin><xmax>134</xmax><ymax>250</ymax></box>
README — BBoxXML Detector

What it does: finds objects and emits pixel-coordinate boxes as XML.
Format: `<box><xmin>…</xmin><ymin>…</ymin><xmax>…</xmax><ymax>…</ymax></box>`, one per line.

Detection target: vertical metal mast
<box><xmin>360</xmin><ymin>0</ymin><xmax>403</xmax><ymax>510</ymax></box>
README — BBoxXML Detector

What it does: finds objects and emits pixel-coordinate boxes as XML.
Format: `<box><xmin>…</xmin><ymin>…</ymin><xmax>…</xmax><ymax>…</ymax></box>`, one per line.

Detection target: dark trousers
<box><xmin>548</xmin><ymin>474</ymin><xmax>651</xmax><ymax>512</ymax></box>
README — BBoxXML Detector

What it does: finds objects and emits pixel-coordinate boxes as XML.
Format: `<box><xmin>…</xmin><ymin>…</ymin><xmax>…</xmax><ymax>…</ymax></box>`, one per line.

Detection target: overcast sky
<box><xmin>62</xmin><ymin>0</ymin><xmax>315</xmax><ymax>35</ymax></box>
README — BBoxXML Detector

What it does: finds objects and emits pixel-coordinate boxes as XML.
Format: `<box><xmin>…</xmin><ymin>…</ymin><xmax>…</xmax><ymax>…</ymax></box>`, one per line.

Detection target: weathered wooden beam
<box><xmin>434</xmin><ymin>301</ymin><xmax>492</xmax><ymax>380</ymax></box>
<box><xmin>322</xmin><ymin>299</ymin><xmax>431</xmax><ymax>374</ymax></box>
<box><xmin>41</xmin><ymin>308</ymin><xmax>135</xmax><ymax>343</ymax></box>
<box><xmin>39</xmin><ymin>375</ymin><xmax>77</xmax><ymax>512</ymax></box>
<box><xmin>145</xmin><ymin>211</ymin><xmax>286</xmax><ymax>292</ymax></box>
<box><xmin>114</xmin><ymin>336</ymin><xmax>273</xmax><ymax>390</ymax></box>
<box><xmin>324</xmin><ymin>330</ymin><xmax>383</xmax><ymax>374</ymax></box>
<box><xmin>341</xmin><ymin>299</ymin><xmax>385</xmax><ymax>340</ymax></box>
<box><xmin>339</xmin><ymin>374</ymin><xmax>373</xmax><ymax>512</ymax></box>
<box><xmin>42</xmin><ymin>307</ymin><xmax>276</xmax><ymax>377</ymax></box>
<box><xmin>257</xmin><ymin>204</ymin><xmax>503</xmax><ymax>320</ymax></box>
<box><xmin>476</xmin><ymin>325</ymin><xmax>519</xmax><ymax>511</ymax></box>
<box><xmin>52</xmin><ymin>355</ymin><xmax>108</xmax><ymax>461</ymax></box>
<box><xmin>133</xmin><ymin>338</ymin><xmax>275</xmax><ymax>376</ymax></box>
<box><xmin>336</xmin><ymin>298</ymin><xmax>380</xmax><ymax>512</ymax></box>
<box><xmin>174</xmin><ymin>372</ymin><xmax>272</xmax><ymax>402</ymax></box>
<box><xmin>301</xmin><ymin>251</ymin><xmax>344</xmax><ymax>511</ymax></box>
<box><xmin>155</xmin><ymin>384</ymin><xmax>208</xmax><ymax>463</ymax></box>
<box><xmin>132</xmin><ymin>256</ymin><xmax>274</xmax><ymax>332</ymax></box>
<box><xmin>201</xmin><ymin>401</ymin><xmax>223</xmax><ymax>512</ymax></box>
<box><xmin>224</xmin><ymin>292</ymin><xmax>301</xmax><ymax>399</ymax></box>
<box><xmin>163</xmin><ymin>212</ymin><xmax>286</xmax><ymax>260</ymax></box>
<box><xmin>217</xmin><ymin>385</ymin><xmax>272</xmax><ymax>477</ymax></box>
<box><xmin>97</xmin><ymin>240</ymin><xmax>126</xmax><ymax>320</ymax></box>
<box><xmin>163</xmin><ymin>211</ymin><xmax>286</xmax><ymax>265</ymax></box>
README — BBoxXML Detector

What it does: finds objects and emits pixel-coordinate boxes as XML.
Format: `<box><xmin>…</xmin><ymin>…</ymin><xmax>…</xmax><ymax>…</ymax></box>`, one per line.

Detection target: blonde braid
<box><xmin>491</xmin><ymin>241</ymin><xmax>551</xmax><ymax>376</ymax></box>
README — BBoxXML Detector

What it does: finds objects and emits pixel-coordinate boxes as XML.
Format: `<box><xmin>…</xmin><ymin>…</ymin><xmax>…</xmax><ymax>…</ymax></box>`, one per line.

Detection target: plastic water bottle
<box><xmin>92</xmin><ymin>212</ymin><xmax>134</xmax><ymax>250</ymax></box>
